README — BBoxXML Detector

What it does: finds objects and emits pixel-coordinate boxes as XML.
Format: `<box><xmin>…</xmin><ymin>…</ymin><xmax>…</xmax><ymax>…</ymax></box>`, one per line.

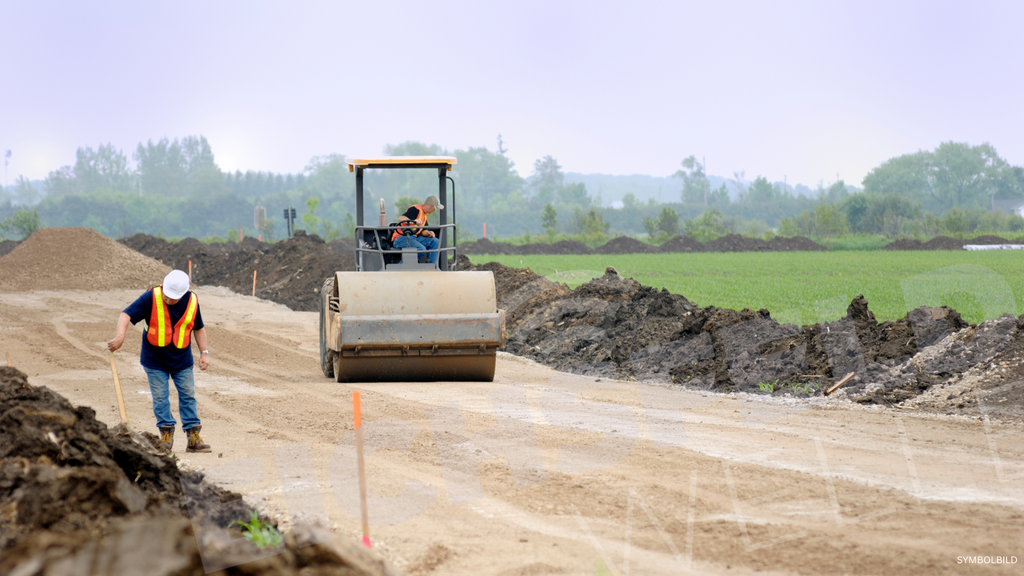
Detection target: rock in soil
<box><xmin>0</xmin><ymin>367</ymin><xmax>405</xmax><ymax>576</ymax></box>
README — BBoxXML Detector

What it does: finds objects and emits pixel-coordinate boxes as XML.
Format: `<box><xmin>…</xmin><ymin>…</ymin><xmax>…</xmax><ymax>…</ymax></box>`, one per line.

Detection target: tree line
<box><xmin>1</xmin><ymin>137</ymin><xmax>1021</xmax><ymax>241</ymax></box>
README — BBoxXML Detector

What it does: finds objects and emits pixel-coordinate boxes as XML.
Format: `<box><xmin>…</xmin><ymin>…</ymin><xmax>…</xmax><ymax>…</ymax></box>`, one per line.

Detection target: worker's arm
<box><xmin>107</xmin><ymin>312</ymin><xmax>132</xmax><ymax>352</ymax></box>
<box><xmin>194</xmin><ymin>327</ymin><xmax>210</xmax><ymax>371</ymax></box>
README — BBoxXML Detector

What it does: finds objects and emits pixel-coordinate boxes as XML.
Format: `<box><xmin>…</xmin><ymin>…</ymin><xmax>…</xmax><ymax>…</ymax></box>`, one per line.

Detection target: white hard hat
<box><xmin>162</xmin><ymin>270</ymin><xmax>190</xmax><ymax>300</ymax></box>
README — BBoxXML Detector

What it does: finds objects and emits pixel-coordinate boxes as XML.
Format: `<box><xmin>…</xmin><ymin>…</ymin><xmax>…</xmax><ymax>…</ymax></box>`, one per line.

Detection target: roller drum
<box><xmin>325</xmin><ymin>271</ymin><xmax>501</xmax><ymax>382</ymax></box>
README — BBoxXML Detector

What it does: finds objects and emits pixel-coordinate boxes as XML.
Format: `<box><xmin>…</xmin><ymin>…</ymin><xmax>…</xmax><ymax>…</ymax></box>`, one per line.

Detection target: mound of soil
<box><xmin>462</xmin><ymin>235</ymin><xmax>827</xmax><ymax>255</ymax></box>
<box><xmin>0</xmin><ymin>228</ymin><xmax>170</xmax><ymax>293</ymax></box>
<box><xmin>658</xmin><ymin>236</ymin><xmax>703</xmax><ymax>253</ymax></box>
<box><xmin>701</xmin><ymin>233</ymin><xmax>769</xmax><ymax>252</ymax></box>
<box><xmin>121</xmin><ymin>232</ymin><xmax>355</xmax><ymax>311</ymax></box>
<box><xmin>882</xmin><ymin>235</ymin><xmax>1016</xmax><ymax>251</ymax></box>
<box><xmin>594</xmin><ymin>236</ymin><xmax>659</xmax><ymax>254</ymax></box>
<box><xmin>483</xmin><ymin>258</ymin><xmax>1016</xmax><ymax>406</ymax></box>
<box><xmin>884</xmin><ymin>236</ymin><xmax>963</xmax><ymax>250</ymax></box>
<box><xmin>0</xmin><ymin>239</ymin><xmax>19</xmax><ymax>258</ymax></box>
<box><xmin>766</xmin><ymin>236</ymin><xmax>829</xmax><ymax>251</ymax></box>
<box><xmin>0</xmin><ymin>367</ymin><xmax>403</xmax><ymax>576</ymax></box>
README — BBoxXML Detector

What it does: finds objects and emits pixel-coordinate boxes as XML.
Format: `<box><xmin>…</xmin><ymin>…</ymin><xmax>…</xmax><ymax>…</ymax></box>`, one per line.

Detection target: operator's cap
<box><xmin>162</xmin><ymin>270</ymin><xmax>190</xmax><ymax>300</ymax></box>
<box><xmin>424</xmin><ymin>195</ymin><xmax>445</xmax><ymax>210</ymax></box>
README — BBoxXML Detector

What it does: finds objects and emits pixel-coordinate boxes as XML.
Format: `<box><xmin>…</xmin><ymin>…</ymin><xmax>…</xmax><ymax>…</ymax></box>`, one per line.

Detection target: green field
<box><xmin>468</xmin><ymin>251</ymin><xmax>1024</xmax><ymax>325</ymax></box>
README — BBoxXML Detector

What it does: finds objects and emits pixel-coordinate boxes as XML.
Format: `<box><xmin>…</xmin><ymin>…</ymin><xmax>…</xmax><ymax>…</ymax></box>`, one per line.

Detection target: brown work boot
<box><xmin>158</xmin><ymin>426</ymin><xmax>175</xmax><ymax>453</ymax></box>
<box><xmin>186</xmin><ymin>425</ymin><xmax>212</xmax><ymax>453</ymax></box>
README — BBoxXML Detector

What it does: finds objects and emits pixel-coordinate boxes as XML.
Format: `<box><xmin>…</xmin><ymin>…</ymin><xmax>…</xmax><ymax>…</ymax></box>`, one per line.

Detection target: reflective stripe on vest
<box><xmin>391</xmin><ymin>205</ymin><xmax>428</xmax><ymax>242</ymax></box>
<box><xmin>146</xmin><ymin>286</ymin><xmax>198</xmax><ymax>348</ymax></box>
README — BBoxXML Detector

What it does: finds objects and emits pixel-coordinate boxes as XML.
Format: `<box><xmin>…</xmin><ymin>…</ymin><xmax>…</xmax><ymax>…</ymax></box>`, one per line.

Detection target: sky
<box><xmin>2</xmin><ymin>0</ymin><xmax>1022</xmax><ymax>188</ymax></box>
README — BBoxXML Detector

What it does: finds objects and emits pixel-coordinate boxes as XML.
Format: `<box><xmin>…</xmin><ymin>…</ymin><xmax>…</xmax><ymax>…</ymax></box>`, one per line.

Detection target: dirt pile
<box><xmin>121</xmin><ymin>231</ymin><xmax>356</xmax><ymax>311</ymax></box>
<box><xmin>0</xmin><ymin>228</ymin><xmax>170</xmax><ymax>292</ymax></box>
<box><xmin>0</xmin><ymin>367</ymin><xmax>404</xmax><ymax>576</ymax></box>
<box><xmin>476</xmin><ymin>260</ymin><xmax>1018</xmax><ymax>407</ymax></box>
<box><xmin>459</xmin><ymin>234</ymin><xmax>828</xmax><ymax>255</ymax></box>
<box><xmin>0</xmin><ymin>239</ymin><xmax>19</xmax><ymax>258</ymax></box>
<box><xmin>595</xmin><ymin>236</ymin><xmax>659</xmax><ymax>254</ymax></box>
<box><xmin>657</xmin><ymin>235</ymin><xmax>703</xmax><ymax>252</ymax></box>
<box><xmin>883</xmin><ymin>235</ymin><xmax>1014</xmax><ymax>250</ymax></box>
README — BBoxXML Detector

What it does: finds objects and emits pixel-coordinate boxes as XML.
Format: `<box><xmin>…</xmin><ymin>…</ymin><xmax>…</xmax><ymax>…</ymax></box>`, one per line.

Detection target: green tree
<box><xmin>621</xmin><ymin>193</ymin><xmax>641</xmax><ymax>210</ymax></box>
<box><xmin>862</xmin><ymin>152</ymin><xmax>931</xmax><ymax>203</ymax></box>
<box><xmin>684</xmin><ymin>209</ymin><xmax>728</xmax><ymax>241</ymax></box>
<box><xmin>742</xmin><ymin>176</ymin><xmax>790</xmax><ymax>203</ymax></box>
<box><xmin>862</xmin><ymin>142</ymin><xmax>1023</xmax><ymax>212</ymax></box>
<box><xmin>708</xmin><ymin>183</ymin><xmax>730</xmax><ymax>205</ymax></box>
<box><xmin>541</xmin><ymin>203</ymin><xmax>558</xmax><ymax>234</ymax></box>
<box><xmin>531</xmin><ymin>155</ymin><xmax>563</xmax><ymax>208</ymax></box>
<box><xmin>1</xmin><ymin>209</ymin><xmax>41</xmax><ymax>239</ymax></box>
<box><xmin>821</xmin><ymin>180</ymin><xmax>851</xmax><ymax>202</ymax></box>
<box><xmin>303</xmin><ymin>154</ymin><xmax>350</xmax><ymax>196</ymax></box>
<box><xmin>642</xmin><ymin>207</ymin><xmax>679</xmax><ymax>238</ymax></box>
<box><xmin>12</xmin><ymin>176</ymin><xmax>40</xmax><ymax>205</ymax></box>
<box><xmin>558</xmin><ymin>182</ymin><xmax>590</xmax><ymax>207</ymax></box>
<box><xmin>657</xmin><ymin>206</ymin><xmax>680</xmax><ymax>236</ymax></box>
<box><xmin>674</xmin><ymin>155</ymin><xmax>709</xmax><ymax>204</ymax></box>
<box><xmin>134</xmin><ymin>135</ymin><xmax>222</xmax><ymax>198</ymax></box>
<box><xmin>455</xmin><ymin>138</ymin><xmax>526</xmax><ymax>211</ymax></box>
<box><xmin>570</xmin><ymin>207</ymin><xmax>610</xmax><ymax>239</ymax></box>
<box><xmin>302</xmin><ymin>197</ymin><xmax>322</xmax><ymax>233</ymax></box>
<box><xmin>258</xmin><ymin>219</ymin><xmax>275</xmax><ymax>242</ymax></box>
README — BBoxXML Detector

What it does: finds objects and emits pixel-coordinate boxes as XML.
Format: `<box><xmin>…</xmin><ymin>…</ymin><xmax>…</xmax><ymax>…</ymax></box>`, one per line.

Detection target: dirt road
<box><xmin>1</xmin><ymin>287</ymin><xmax>1022</xmax><ymax>575</ymax></box>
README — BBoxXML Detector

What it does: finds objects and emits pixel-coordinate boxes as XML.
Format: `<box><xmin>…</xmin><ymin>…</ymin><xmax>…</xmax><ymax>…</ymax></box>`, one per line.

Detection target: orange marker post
<box><xmin>188</xmin><ymin>260</ymin><xmax>192</xmax><ymax>283</ymax></box>
<box><xmin>252</xmin><ymin>270</ymin><xmax>257</xmax><ymax>298</ymax></box>
<box><xmin>483</xmin><ymin>222</ymin><xmax>487</xmax><ymax>238</ymax></box>
<box><xmin>5</xmin><ymin>352</ymin><xmax>11</xmax><ymax>367</ymax></box>
<box><xmin>240</xmin><ymin>228</ymin><xmax>244</xmax><ymax>242</ymax></box>
<box><xmin>353</xmin><ymin>391</ymin><xmax>370</xmax><ymax>548</ymax></box>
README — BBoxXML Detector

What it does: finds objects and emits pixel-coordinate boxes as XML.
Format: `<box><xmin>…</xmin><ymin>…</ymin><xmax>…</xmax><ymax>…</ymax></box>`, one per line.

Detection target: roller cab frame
<box><xmin>318</xmin><ymin>156</ymin><xmax>504</xmax><ymax>383</ymax></box>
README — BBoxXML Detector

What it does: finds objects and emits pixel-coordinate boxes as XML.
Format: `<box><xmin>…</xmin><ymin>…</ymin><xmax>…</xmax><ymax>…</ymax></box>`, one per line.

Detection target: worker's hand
<box><xmin>422</xmin><ymin>230</ymin><xmax>435</xmax><ymax>238</ymax></box>
<box><xmin>107</xmin><ymin>335</ymin><xmax>124</xmax><ymax>352</ymax></box>
<box><xmin>198</xmin><ymin>353</ymin><xmax>210</xmax><ymax>371</ymax></box>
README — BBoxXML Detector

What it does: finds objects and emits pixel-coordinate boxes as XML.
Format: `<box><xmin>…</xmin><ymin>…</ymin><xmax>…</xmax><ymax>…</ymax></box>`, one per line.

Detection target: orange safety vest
<box><xmin>391</xmin><ymin>204</ymin><xmax>429</xmax><ymax>242</ymax></box>
<box><xmin>146</xmin><ymin>286</ymin><xmax>199</xmax><ymax>349</ymax></box>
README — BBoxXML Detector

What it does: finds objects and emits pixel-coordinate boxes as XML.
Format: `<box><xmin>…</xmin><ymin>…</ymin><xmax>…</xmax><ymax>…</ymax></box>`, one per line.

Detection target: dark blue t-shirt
<box><xmin>124</xmin><ymin>289</ymin><xmax>204</xmax><ymax>373</ymax></box>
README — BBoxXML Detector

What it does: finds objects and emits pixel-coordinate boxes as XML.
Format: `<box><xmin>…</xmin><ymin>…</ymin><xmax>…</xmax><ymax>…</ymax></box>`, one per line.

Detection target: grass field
<box><xmin>469</xmin><ymin>251</ymin><xmax>1024</xmax><ymax>325</ymax></box>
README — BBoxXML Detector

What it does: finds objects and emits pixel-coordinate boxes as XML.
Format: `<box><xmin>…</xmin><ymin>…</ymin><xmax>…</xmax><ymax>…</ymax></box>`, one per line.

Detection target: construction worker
<box><xmin>392</xmin><ymin>195</ymin><xmax>444</xmax><ymax>264</ymax></box>
<box><xmin>107</xmin><ymin>269</ymin><xmax>211</xmax><ymax>454</ymax></box>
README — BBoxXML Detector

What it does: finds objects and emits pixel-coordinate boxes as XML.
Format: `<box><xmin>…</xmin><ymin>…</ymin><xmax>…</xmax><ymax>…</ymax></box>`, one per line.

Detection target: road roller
<box><xmin>318</xmin><ymin>156</ymin><xmax>505</xmax><ymax>382</ymax></box>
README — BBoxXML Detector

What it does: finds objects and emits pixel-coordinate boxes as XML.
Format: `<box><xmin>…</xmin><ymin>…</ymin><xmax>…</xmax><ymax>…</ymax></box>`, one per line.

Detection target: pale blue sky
<box><xmin>2</xmin><ymin>0</ymin><xmax>1021</xmax><ymax>187</ymax></box>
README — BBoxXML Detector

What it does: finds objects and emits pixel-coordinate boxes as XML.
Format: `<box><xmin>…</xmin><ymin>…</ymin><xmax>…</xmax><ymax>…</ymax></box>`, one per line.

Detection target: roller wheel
<box><xmin>319</xmin><ymin>276</ymin><xmax>336</xmax><ymax>378</ymax></box>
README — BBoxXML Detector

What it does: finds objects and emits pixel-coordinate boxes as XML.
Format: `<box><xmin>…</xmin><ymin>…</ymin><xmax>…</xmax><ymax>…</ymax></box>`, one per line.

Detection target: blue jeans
<box><xmin>143</xmin><ymin>366</ymin><xmax>200</xmax><ymax>430</ymax></box>
<box><xmin>393</xmin><ymin>234</ymin><xmax>439</xmax><ymax>264</ymax></box>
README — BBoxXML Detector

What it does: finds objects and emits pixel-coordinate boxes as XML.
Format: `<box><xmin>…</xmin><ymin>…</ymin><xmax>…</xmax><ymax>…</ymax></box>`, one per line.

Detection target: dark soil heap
<box><xmin>594</xmin><ymin>236</ymin><xmax>660</xmax><ymax>254</ymax></box>
<box><xmin>0</xmin><ymin>239</ymin><xmax>19</xmax><ymax>258</ymax></box>
<box><xmin>479</xmin><ymin>260</ymin><xmax>1019</xmax><ymax>407</ymax></box>
<box><xmin>0</xmin><ymin>367</ymin><xmax>403</xmax><ymax>576</ymax></box>
<box><xmin>459</xmin><ymin>234</ymin><xmax>827</xmax><ymax>255</ymax></box>
<box><xmin>0</xmin><ymin>228</ymin><xmax>170</xmax><ymax>292</ymax></box>
<box><xmin>657</xmin><ymin>235</ymin><xmax>703</xmax><ymax>253</ymax></box>
<box><xmin>121</xmin><ymin>231</ymin><xmax>356</xmax><ymax>311</ymax></box>
<box><xmin>882</xmin><ymin>235</ymin><xmax>1013</xmax><ymax>250</ymax></box>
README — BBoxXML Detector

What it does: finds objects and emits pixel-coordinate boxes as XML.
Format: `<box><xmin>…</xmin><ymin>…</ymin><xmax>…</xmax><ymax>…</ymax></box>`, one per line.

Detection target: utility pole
<box><xmin>4</xmin><ymin>150</ymin><xmax>10</xmax><ymax>189</ymax></box>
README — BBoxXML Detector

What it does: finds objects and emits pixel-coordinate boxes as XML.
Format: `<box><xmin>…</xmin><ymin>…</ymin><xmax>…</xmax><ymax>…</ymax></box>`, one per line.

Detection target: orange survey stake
<box><xmin>353</xmin><ymin>391</ymin><xmax>362</xmax><ymax>429</ymax></box>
